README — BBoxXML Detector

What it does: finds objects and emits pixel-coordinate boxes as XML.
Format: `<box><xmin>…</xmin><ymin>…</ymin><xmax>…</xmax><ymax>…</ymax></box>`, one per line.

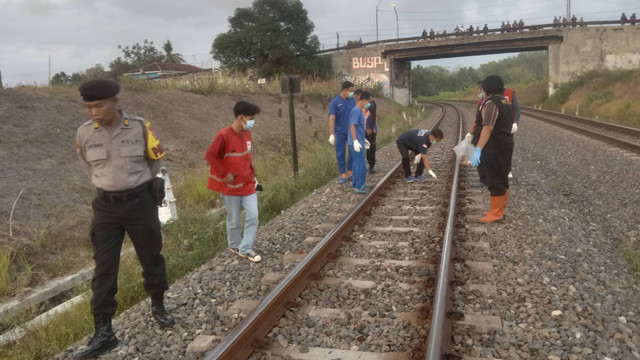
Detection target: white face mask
<box><xmin>243</xmin><ymin>117</ymin><xmax>255</xmax><ymax>130</ymax></box>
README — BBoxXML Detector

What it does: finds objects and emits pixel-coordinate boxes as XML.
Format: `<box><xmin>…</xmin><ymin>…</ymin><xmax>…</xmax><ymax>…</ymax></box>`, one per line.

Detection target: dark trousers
<box><xmin>476</xmin><ymin>165</ymin><xmax>486</xmax><ymax>184</ymax></box>
<box><xmin>477</xmin><ymin>138</ymin><xmax>513</xmax><ymax>196</ymax></box>
<box><xmin>90</xmin><ymin>190</ymin><xmax>168</xmax><ymax>316</ymax></box>
<box><xmin>366</xmin><ymin>132</ymin><xmax>377</xmax><ymax>168</ymax></box>
<box><xmin>396</xmin><ymin>140</ymin><xmax>424</xmax><ymax>178</ymax></box>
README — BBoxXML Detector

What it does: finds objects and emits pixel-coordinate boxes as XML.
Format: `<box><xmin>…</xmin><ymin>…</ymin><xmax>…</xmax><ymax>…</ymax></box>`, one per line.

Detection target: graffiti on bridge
<box><xmin>352</xmin><ymin>56</ymin><xmax>389</xmax><ymax>72</ymax></box>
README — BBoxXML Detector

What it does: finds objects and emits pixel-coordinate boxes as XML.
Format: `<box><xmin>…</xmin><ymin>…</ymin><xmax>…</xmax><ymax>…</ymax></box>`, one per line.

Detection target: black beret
<box><xmin>79</xmin><ymin>79</ymin><xmax>120</xmax><ymax>102</ymax></box>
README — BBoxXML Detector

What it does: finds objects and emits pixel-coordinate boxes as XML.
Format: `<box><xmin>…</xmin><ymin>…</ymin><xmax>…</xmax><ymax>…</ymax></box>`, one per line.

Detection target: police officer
<box><xmin>74</xmin><ymin>79</ymin><xmax>174</xmax><ymax>359</ymax></box>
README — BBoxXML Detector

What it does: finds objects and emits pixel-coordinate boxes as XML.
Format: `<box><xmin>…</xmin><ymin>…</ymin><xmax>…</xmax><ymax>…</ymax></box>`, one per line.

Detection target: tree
<box><xmin>51</xmin><ymin>71</ymin><xmax>71</xmax><ymax>85</ymax></box>
<box><xmin>211</xmin><ymin>0</ymin><xmax>331</xmax><ymax>78</ymax></box>
<box><xmin>118</xmin><ymin>39</ymin><xmax>164</xmax><ymax>70</ymax></box>
<box><xmin>109</xmin><ymin>57</ymin><xmax>135</xmax><ymax>79</ymax></box>
<box><xmin>163</xmin><ymin>40</ymin><xmax>185</xmax><ymax>64</ymax></box>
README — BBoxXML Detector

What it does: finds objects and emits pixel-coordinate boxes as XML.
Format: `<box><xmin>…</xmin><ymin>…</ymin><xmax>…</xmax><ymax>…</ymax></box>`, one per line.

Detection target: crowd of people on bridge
<box><xmin>552</xmin><ymin>15</ymin><xmax>585</xmax><ymax>28</ymax></box>
<box><xmin>620</xmin><ymin>13</ymin><xmax>637</xmax><ymax>25</ymax></box>
<box><xmin>418</xmin><ymin>12</ymin><xmax>638</xmax><ymax>42</ymax></box>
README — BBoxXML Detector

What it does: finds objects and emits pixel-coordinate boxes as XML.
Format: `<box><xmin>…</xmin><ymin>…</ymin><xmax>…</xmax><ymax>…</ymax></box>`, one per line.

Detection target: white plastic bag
<box><xmin>453</xmin><ymin>139</ymin><xmax>476</xmax><ymax>166</ymax></box>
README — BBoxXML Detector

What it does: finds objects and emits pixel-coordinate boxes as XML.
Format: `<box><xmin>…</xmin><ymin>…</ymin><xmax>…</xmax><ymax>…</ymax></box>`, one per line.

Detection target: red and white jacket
<box><xmin>205</xmin><ymin>126</ymin><xmax>256</xmax><ymax>196</ymax></box>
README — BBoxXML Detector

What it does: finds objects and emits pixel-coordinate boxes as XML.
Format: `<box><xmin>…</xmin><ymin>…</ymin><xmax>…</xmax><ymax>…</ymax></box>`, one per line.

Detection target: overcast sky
<box><xmin>0</xmin><ymin>0</ymin><xmax>637</xmax><ymax>86</ymax></box>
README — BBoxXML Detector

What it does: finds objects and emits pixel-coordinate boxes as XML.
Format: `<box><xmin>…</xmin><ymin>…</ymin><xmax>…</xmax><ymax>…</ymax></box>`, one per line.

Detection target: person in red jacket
<box><xmin>205</xmin><ymin>101</ymin><xmax>262</xmax><ymax>262</ymax></box>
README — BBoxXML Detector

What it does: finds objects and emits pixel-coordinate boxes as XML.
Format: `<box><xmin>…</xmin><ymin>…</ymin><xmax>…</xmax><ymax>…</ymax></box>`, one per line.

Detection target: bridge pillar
<box><xmin>548</xmin><ymin>26</ymin><xmax>640</xmax><ymax>95</ymax></box>
<box><xmin>390</xmin><ymin>59</ymin><xmax>411</xmax><ymax>107</ymax></box>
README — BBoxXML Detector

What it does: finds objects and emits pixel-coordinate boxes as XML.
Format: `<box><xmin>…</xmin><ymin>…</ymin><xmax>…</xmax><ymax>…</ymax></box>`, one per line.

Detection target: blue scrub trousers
<box><xmin>350</xmin><ymin>144</ymin><xmax>367</xmax><ymax>189</ymax></box>
<box><xmin>335</xmin><ymin>132</ymin><xmax>353</xmax><ymax>175</ymax></box>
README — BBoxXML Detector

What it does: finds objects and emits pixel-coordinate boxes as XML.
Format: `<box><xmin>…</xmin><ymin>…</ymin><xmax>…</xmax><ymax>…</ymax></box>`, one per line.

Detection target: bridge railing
<box><xmin>317</xmin><ymin>19</ymin><xmax>635</xmax><ymax>54</ymax></box>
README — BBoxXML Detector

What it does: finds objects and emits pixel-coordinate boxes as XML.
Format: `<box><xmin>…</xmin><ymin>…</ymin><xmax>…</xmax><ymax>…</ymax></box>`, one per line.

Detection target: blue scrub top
<box><xmin>348</xmin><ymin>107</ymin><xmax>366</xmax><ymax>145</ymax></box>
<box><xmin>329</xmin><ymin>95</ymin><xmax>356</xmax><ymax>135</ymax></box>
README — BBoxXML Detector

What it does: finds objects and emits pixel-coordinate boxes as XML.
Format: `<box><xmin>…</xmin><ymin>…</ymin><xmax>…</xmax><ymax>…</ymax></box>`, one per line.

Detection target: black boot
<box><xmin>151</xmin><ymin>293</ymin><xmax>175</xmax><ymax>326</ymax></box>
<box><xmin>74</xmin><ymin>314</ymin><xmax>119</xmax><ymax>359</ymax></box>
<box><xmin>369</xmin><ymin>166</ymin><xmax>376</xmax><ymax>174</ymax></box>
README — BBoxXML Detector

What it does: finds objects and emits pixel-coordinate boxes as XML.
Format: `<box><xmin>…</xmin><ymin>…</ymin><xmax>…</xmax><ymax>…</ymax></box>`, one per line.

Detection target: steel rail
<box><xmin>521</xmin><ymin>107</ymin><xmax>640</xmax><ymax>137</ymax></box>
<box><xmin>424</xmin><ymin>102</ymin><xmax>463</xmax><ymax>360</ymax></box>
<box><xmin>522</xmin><ymin>108</ymin><xmax>640</xmax><ymax>153</ymax></box>
<box><xmin>205</xmin><ymin>104</ymin><xmax>447</xmax><ymax>360</ymax></box>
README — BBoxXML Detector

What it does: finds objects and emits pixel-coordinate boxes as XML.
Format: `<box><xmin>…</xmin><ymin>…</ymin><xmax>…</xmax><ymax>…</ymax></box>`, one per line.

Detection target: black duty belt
<box><xmin>97</xmin><ymin>181</ymin><xmax>150</xmax><ymax>203</ymax></box>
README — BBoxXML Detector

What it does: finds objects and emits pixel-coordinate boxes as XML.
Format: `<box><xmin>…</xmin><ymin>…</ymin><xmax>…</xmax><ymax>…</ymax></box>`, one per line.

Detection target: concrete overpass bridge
<box><xmin>325</xmin><ymin>21</ymin><xmax>640</xmax><ymax>105</ymax></box>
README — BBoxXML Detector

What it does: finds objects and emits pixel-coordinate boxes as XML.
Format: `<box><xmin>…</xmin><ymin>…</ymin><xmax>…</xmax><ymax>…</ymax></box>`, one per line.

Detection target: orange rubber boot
<box><xmin>483</xmin><ymin>189</ymin><xmax>508</xmax><ymax>217</ymax></box>
<box><xmin>478</xmin><ymin>194</ymin><xmax>505</xmax><ymax>223</ymax></box>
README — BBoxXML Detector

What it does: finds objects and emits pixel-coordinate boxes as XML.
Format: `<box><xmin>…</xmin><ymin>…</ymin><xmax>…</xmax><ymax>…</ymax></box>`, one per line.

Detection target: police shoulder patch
<box><xmin>144</xmin><ymin>121</ymin><xmax>165</xmax><ymax>160</ymax></box>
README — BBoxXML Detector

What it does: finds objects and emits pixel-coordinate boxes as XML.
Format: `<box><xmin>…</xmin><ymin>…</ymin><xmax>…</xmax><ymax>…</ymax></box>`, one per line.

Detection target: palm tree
<box><xmin>163</xmin><ymin>40</ymin><xmax>185</xmax><ymax>64</ymax></box>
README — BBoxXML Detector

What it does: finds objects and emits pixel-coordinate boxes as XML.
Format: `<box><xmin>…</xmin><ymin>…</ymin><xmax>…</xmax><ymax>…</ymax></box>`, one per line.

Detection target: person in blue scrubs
<box><xmin>328</xmin><ymin>81</ymin><xmax>356</xmax><ymax>184</ymax></box>
<box><xmin>348</xmin><ymin>91</ymin><xmax>372</xmax><ymax>193</ymax></box>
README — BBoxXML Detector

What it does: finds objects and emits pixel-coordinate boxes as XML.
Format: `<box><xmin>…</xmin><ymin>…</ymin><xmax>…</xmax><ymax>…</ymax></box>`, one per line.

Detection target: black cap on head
<box><xmin>79</xmin><ymin>79</ymin><xmax>120</xmax><ymax>102</ymax></box>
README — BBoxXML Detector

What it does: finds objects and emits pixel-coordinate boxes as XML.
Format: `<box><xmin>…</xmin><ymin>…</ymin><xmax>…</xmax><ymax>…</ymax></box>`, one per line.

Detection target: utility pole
<box><xmin>48</xmin><ymin>55</ymin><xmax>51</xmax><ymax>87</ymax></box>
<box><xmin>336</xmin><ymin>32</ymin><xmax>339</xmax><ymax>49</ymax></box>
<box><xmin>392</xmin><ymin>2</ymin><xmax>399</xmax><ymax>40</ymax></box>
<box><xmin>567</xmin><ymin>0</ymin><xmax>571</xmax><ymax>21</ymax></box>
<box><xmin>376</xmin><ymin>0</ymin><xmax>382</xmax><ymax>43</ymax></box>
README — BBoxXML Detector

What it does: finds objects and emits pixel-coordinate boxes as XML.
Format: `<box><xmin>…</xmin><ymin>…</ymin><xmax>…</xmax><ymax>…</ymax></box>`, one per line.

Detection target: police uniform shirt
<box><xmin>76</xmin><ymin>112</ymin><xmax>162</xmax><ymax>191</ymax></box>
<box><xmin>397</xmin><ymin>129</ymin><xmax>432</xmax><ymax>155</ymax></box>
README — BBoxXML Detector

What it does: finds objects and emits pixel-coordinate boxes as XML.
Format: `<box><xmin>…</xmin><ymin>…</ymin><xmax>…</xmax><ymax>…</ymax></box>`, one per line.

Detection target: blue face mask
<box><xmin>477</xmin><ymin>92</ymin><xmax>483</xmax><ymax>99</ymax></box>
<box><xmin>243</xmin><ymin>118</ymin><xmax>255</xmax><ymax>130</ymax></box>
<box><xmin>348</xmin><ymin>91</ymin><xmax>354</xmax><ymax>98</ymax></box>
<box><xmin>431</xmin><ymin>140</ymin><xmax>437</xmax><ymax>145</ymax></box>
<box><xmin>364</xmin><ymin>103</ymin><xmax>371</xmax><ymax>109</ymax></box>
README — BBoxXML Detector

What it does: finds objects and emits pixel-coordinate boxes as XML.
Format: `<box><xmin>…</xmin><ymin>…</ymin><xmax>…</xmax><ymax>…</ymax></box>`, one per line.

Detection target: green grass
<box><xmin>0</xmin><ymin>100</ymin><xmax>425</xmax><ymax>360</ymax></box>
<box><xmin>0</xmin><ymin>250</ymin><xmax>10</xmax><ymax>296</ymax></box>
<box><xmin>622</xmin><ymin>232</ymin><xmax>640</xmax><ymax>279</ymax></box>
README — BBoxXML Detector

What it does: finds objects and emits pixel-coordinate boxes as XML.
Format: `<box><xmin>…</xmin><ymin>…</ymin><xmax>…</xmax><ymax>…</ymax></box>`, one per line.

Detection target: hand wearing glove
<box><xmin>428</xmin><ymin>170</ymin><xmax>437</xmax><ymax>179</ymax></box>
<box><xmin>464</xmin><ymin>133</ymin><xmax>473</xmax><ymax>142</ymax></box>
<box><xmin>353</xmin><ymin>140</ymin><xmax>362</xmax><ymax>152</ymax></box>
<box><xmin>414</xmin><ymin>154</ymin><xmax>422</xmax><ymax>164</ymax></box>
<box><xmin>471</xmin><ymin>147</ymin><xmax>483</xmax><ymax>167</ymax></box>
<box><xmin>364</xmin><ymin>139</ymin><xmax>371</xmax><ymax>149</ymax></box>
<box><xmin>328</xmin><ymin>134</ymin><xmax>335</xmax><ymax>146</ymax></box>
<box><xmin>511</xmin><ymin>123</ymin><xmax>518</xmax><ymax>134</ymax></box>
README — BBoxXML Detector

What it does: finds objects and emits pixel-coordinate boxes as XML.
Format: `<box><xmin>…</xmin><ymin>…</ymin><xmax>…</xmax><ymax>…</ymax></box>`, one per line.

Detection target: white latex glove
<box><xmin>428</xmin><ymin>170</ymin><xmax>437</xmax><ymax>179</ymax></box>
<box><xmin>511</xmin><ymin>123</ymin><xmax>518</xmax><ymax>134</ymax></box>
<box><xmin>364</xmin><ymin>139</ymin><xmax>371</xmax><ymax>149</ymax></box>
<box><xmin>465</xmin><ymin>133</ymin><xmax>473</xmax><ymax>142</ymax></box>
<box><xmin>414</xmin><ymin>154</ymin><xmax>422</xmax><ymax>164</ymax></box>
<box><xmin>328</xmin><ymin>134</ymin><xmax>335</xmax><ymax>145</ymax></box>
<box><xmin>353</xmin><ymin>140</ymin><xmax>362</xmax><ymax>152</ymax></box>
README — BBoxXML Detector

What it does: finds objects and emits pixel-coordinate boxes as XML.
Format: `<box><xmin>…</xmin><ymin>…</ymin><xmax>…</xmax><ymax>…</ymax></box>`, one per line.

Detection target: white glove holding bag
<box><xmin>428</xmin><ymin>170</ymin><xmax>437</xmax><ymax>179</ymax></box>
<box><xmin>364</xmin><ymin>139</ymin><xmax>371</xmax><ymax>149</ymax></box>
<box><xmin>511</xmin><ymin>123</ymin><xmax>518</xmax><ymax>134</ymax></box>
<box><xmin>464</xmin><ymin>133</ymin><xmax>473</xmax><ymax>142</ymax></box>
<box><xmin>353</xmin><ymin>140</ymin><xmax>362</xmax><ymax>152</ymax></box>
<box><xmin>328</xmin><ymin>134</ymin><xmax>335</xmax><ymax>145</ymax></box>
<box><xmin>414</xmin><ymin>154</ymin><xmax>422</xmax><ymax>164</ymax></box>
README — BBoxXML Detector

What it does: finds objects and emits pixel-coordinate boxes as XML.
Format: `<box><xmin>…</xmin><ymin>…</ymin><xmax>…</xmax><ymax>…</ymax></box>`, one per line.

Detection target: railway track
<box><xmin>520</xmin><ymin>107</ymin><xmax>640</xmax><ymax>153</ymax></box>
<box><xmin>203</xmin><ymin>103</ymin><xmax>468</xmax><ymax>360</ymax></box>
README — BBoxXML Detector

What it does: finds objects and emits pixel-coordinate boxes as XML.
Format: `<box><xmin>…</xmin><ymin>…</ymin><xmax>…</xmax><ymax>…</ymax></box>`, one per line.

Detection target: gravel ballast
<box><xmin>52</xmin><ymin>104</ymin><xmax>640</xmax><ymax>360</ymax></box>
